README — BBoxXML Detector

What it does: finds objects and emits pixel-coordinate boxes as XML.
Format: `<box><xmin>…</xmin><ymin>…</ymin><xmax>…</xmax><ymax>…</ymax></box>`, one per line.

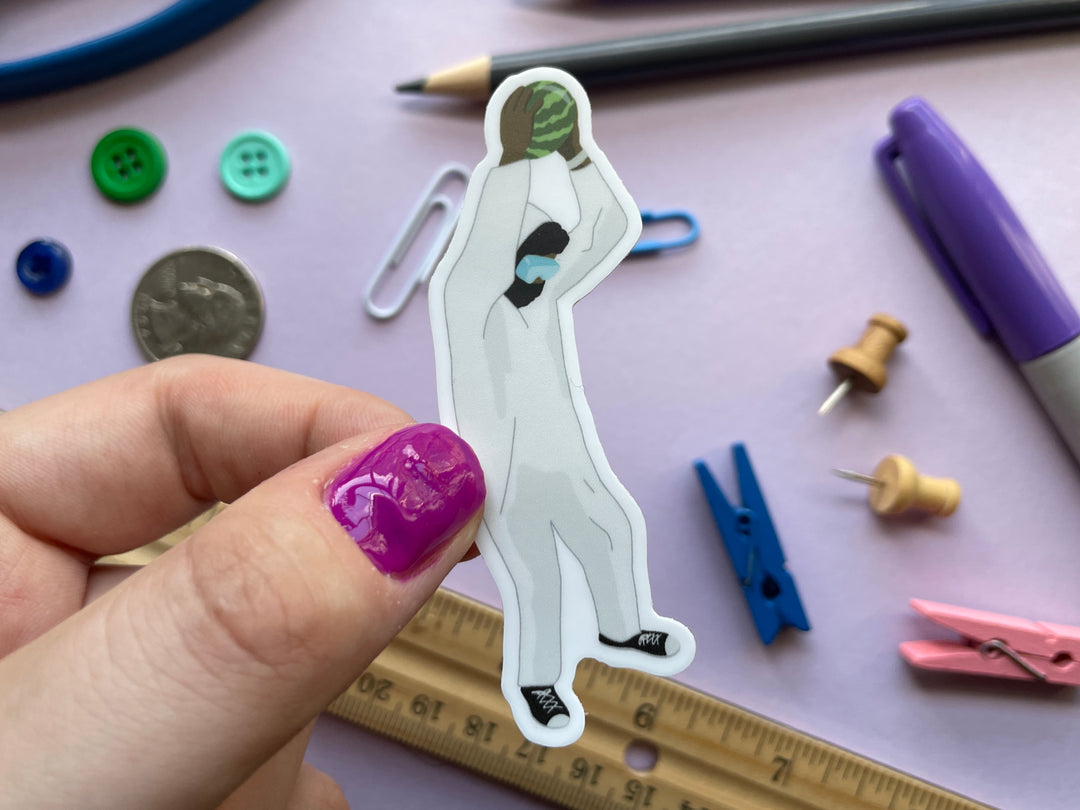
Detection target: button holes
<box><xmin>241</xmin><ymin>151</ymin><xmax>252</xmax><ymax>162</ymax></box>
<box><xmin>257</xmin><ymin>166</ymin><xmax>269</xmax><ymax>175</ymax></box>
<box><xmin>28</xmin><ymin>256</ymin><xmax>51</xmax><ymax>278</ymax></box>
<box><xmin>256</xmin><ymin>150</ymin><xmax>268</xmax><ymax>161</ymax></box>
<box><xmin>119</xmin><ymin>170</ymin><xmax>130</xmax><ymax>180</ymax></box>
<box><xmin>132</xmin><ymin>162</ymin><xmax>142</xmax><ymax>174</ymax></box>
<box><xmin>112</xmin><ymin>154</ymin><xmax>124</xmax><ymax>167</ymax></box>
<box><xmin>242</xmin><ymin>167</ymin><xmax>254</xmax><ymax>177</ymax></box>
<box><xmin>125</xmin><ymin>148</ymin><xmax>136</xmax><ymax>159</ymax></box>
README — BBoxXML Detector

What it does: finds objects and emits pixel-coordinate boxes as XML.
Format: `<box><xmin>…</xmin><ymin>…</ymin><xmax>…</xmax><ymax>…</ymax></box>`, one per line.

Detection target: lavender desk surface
<box><xmin>4</xmin><ymin>3</ymin><xmax>1080</xmax><ymax>808</ymax></box>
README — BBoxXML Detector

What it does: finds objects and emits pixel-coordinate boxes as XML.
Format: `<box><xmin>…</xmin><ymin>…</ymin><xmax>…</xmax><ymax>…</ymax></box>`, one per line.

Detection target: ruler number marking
<box><xmin>410</xmin><ymin>693</ymin><xmax>444</xmax><ymax>723</ymax></box>
<box><xmin>569</xmin><ymin>756</ymin><xmax>604</xmax><ymax>787</ymax></box>
<box><xmin>463</xmin><ymin>713</ymin><xmax>498</xmax><ymax>743</ymax></box>
<box><xmin>771</xmin><ymin>756</ymin><xmax>793</xmax><ymax>787</ymax></box>
<box><xmin>356</xmin><ymin>672</ymin><xmax>393</xmax><ymax>702</ymax></box>
<box><xmin>634</xmin><ymin>702</ymin><xmax>657</xmax><ymax>731</ymax></box>
<box><xmin>515</xmin><ymin>739</ymin><xmax>549</xmax><ymax>766</ymax></box>
<box><xmin>623</xmin><ymin>779</ymin><xmax>656</xmax><ymax>808</ymax></box>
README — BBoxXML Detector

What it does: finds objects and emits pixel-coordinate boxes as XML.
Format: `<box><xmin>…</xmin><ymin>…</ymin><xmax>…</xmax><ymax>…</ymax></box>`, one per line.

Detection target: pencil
<box><xmin>396</xmin><ymin>0</ymin><xmax>1080</xmax><ymax>98</ymax></box>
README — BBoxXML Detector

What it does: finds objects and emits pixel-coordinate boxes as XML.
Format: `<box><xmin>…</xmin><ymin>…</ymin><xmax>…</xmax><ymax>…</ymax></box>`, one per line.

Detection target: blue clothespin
<box><xmin>694</xmin><ymin>443</ymin><xmax>809</xmax><ymax>645</ymax></box>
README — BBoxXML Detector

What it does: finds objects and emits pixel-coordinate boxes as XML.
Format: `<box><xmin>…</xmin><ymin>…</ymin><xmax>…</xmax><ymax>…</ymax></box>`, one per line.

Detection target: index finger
<box><xmin>518</xmin><ymin>85</ymin><xmax>535</xmax><ymax>110</ymax></box>
<box><xmin>0</xmin><ymin>355</ymin><xmax>412</xmax><ymax>555</ymax></box>
<box><xmin>524</xmin><ymin>87</ymin><xmax>543</xmax><ymax>115</ymax></box>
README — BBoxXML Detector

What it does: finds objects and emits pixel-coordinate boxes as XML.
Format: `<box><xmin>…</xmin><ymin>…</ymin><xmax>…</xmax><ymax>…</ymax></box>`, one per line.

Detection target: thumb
<box><xmin>0</xmin><ymin>423</ymin><xmax>485</xmax><ymax>810</ymax></box>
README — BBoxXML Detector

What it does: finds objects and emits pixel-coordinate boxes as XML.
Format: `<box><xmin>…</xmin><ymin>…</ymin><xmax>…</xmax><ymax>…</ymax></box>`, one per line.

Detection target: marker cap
<box><xmin>876</xmin><ymin>97</ymin><xmax>1080</xmax><ymax>363</ymax></box>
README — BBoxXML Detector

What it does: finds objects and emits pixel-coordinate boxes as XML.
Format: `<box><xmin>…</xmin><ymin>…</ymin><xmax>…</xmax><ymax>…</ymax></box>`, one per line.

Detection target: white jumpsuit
<box><xmin>433</xmin><ymin>154</ymin><xmax>645</xmax><ymax>685</ymax></box>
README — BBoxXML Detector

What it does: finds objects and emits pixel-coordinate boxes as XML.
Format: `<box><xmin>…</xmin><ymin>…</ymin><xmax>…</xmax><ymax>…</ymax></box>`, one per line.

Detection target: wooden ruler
<box><xmin>105</xmin><ymin>510</ymin><xmax>994</xmax><ymax>810</ymax></box>
<box><xmin>328</xmin><ymin>588</ymin><xmax>996</xmax><ymax>810</ymax></box>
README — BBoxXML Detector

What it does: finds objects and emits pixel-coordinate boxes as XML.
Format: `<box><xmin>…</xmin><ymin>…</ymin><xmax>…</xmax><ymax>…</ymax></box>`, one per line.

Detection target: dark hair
<box><xmin>515</xmin><ymin>222</ymin><xmax>570</xmax><ymax>265</ymax></box>
<box><xmin>505</xmin><ymin>222</ymin><xmax>571</xmax><ymax>309</ymax></box>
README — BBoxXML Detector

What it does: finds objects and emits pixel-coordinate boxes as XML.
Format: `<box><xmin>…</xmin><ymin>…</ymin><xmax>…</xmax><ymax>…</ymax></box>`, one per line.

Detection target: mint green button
<box><xmin>90</xmin><ymin>128</ymin><xmax>167</xmax><ymax>203</ymax></box>
<box><xmin>220</xmin><ymin>131</ymin><xmax>290</xmax><ymax>202</ymax></box>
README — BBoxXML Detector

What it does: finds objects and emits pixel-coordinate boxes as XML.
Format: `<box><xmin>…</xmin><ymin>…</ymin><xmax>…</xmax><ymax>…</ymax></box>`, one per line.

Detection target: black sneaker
<box><xmin>598</xmin><ymin>630</ymin><xmax>678</xmax><ymax>656</ymax></box>
<box><xmin>520</xmin><ymin>685</ymin><xmax>570</xmax><ymax>729</ymax></box>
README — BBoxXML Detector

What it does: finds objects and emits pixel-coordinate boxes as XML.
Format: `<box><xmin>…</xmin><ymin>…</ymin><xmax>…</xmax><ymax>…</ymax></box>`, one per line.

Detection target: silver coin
<box><xmin>131</xmin><ymin>247</ymin><xmax>265</xmax><ymax>361</ymax></box>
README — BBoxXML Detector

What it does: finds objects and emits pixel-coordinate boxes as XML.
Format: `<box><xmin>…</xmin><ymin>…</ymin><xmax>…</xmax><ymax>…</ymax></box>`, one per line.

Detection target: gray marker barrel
<box><xmin>1021</xmin><ymin>336</ymin><xmax>1080</xmax><ymax>464</ymax></box>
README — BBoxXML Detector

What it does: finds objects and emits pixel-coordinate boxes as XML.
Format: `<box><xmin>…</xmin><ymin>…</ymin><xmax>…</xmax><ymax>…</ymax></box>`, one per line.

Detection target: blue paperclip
<box><xmin>630</xmin><ymin>210</ymin><xmax>700</xmax><ymax>255</ymax></box>
<box><xmin>0</xmin><ymin>0</ymin><xmax>265</xmax><ymax>102</ymax></box>
<box><xmin>694</xmin><ymin>444</ymin><xmax>810</xmax><ymax>645</ymax></box>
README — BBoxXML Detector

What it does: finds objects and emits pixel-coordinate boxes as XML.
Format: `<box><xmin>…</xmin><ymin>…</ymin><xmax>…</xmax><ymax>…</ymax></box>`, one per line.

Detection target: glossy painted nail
<box><xmin>326</xmin><ymin>424</ymin><xmax>485</xmax><ymax>576</ymax></box>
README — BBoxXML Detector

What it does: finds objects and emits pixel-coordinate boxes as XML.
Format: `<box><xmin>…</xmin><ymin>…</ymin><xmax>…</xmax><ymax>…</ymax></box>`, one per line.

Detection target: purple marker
<box><xmin>877</xmin><ymin>97</ymin><xmax>1080</xmax><ymax>466</ymax></box>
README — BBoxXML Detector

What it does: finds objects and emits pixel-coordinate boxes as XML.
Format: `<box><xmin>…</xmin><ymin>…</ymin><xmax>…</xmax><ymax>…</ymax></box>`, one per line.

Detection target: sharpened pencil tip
<box><xmin>395</xmin><ymin>78</ymin><xmax>425</xmax><ymax>93</ymax></box>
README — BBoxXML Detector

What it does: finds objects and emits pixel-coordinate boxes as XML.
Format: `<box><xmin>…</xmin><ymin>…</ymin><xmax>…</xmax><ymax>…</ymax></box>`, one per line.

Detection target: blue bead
<box><xmin>16</xmin><ymin>239</ymin><xmax>71</xmax><ymax>295</ymax></box>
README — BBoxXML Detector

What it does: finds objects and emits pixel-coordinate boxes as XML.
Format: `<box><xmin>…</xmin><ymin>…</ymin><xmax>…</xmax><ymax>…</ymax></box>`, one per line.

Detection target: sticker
<box><xmin>428</xmin><ymin>67</ymin><xmax>695</xmax><ymax>747</ymax></box>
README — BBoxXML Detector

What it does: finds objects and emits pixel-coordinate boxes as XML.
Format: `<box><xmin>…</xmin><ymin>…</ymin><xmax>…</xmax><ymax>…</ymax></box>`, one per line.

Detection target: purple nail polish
<box><xmin>327</xmin><ymin>424</ymin><xmax>485</xmax><ymax>576</ymax></box>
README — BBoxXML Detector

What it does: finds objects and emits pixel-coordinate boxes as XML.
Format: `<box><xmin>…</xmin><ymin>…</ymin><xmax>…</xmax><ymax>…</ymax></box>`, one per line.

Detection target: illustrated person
<box><xmin>429</xmin><ymin>69</ymin><xmax>695</xmax><ymax>744</ymax></box>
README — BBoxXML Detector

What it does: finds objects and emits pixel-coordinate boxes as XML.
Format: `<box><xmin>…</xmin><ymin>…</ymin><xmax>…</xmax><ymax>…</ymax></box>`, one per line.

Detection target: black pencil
<box><xmin>396</xmin><ymin>0</ymin><xmax>1080</xmax><ymax>98</ymax></box>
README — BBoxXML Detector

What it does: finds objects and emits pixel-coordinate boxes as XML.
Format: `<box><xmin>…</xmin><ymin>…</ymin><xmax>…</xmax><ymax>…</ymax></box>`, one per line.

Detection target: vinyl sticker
<box><xmin>429</xmin><ymin>67</ymin><xmax>695</xmax><ymax>746</ymax></box>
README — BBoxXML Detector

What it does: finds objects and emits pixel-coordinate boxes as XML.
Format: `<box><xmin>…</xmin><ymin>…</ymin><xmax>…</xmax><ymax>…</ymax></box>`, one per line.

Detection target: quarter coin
<box><xmin>131</xmin><ymin>247</ymin><xmax>264</xmax><ymax>361</ymax></box>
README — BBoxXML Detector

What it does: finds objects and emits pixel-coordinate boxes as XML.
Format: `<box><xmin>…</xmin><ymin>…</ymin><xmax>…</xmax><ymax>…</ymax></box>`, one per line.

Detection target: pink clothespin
<box><xmin>901</xmin><ymin>598</ymin><xmax>1080</xmax><ymax>686</ymax></box>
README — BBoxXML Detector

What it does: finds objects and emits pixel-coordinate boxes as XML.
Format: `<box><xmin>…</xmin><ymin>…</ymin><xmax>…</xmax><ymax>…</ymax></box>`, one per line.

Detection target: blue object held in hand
<box><xmin>17</xmin><ymin>239</ymin><xmax>72</xmax><ymax>295</ymax></box>
<box><xmin>0</xmin><ymin>0</ymin><xmax>265</xmax><ymax>101</ymax></box>
<box><xmin>515</xmin><ymin>255</ymin><xmax>560</xmax><ymax>283</ymax></box>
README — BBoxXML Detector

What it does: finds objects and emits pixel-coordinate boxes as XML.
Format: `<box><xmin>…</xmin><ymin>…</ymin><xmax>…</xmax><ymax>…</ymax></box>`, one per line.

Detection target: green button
<box><xmin>220</xmin><ymin>130</ymin><xmax>290</xmax><ymax>202</ymax></box>
<box><xmin>90</xmin><ymin>128</ymin><xmax>167</xmax><ymax>203</ymax></box>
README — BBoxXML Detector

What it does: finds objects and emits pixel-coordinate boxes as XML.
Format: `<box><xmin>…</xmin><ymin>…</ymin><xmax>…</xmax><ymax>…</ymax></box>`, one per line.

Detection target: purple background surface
<box><xmin>4</xmin><ymin>3</ymin><xmax>1080</xmax><ymax>809</ymax></box>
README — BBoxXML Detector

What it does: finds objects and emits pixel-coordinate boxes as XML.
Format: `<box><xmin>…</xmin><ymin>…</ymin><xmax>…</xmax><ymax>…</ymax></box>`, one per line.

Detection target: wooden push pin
<box><xmin>819</xmin><ymin>313</ymin><xmax>908</xmax><ymax>415</ymax></box>
<box><xmin>833</xmin><ymin>455</ymin><xmax>961</xmax><ymax>517</ymax></box>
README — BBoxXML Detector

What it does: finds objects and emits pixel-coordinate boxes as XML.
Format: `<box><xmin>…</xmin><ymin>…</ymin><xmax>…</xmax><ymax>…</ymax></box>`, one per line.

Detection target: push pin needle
<box><xmin>819</xmin><ymin>313</ymin><xmax>908</xmax><ymax>415</ymax></box>
<box><xmin>833</xmin><ymin>455</ymin><xmax>961</xmax><ymax>517</ymax></box>
<box><xmin>818</xmin><ymin>378</ymin><xmax>853</xmax><ymax>416</ymax></box>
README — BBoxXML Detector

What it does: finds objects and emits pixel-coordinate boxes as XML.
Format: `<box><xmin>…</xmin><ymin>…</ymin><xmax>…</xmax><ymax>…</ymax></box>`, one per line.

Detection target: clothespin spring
<box><xmin>979</xmin><ymin>639</ymin><xmax>1048</xmax><ymax>681</ymax></box>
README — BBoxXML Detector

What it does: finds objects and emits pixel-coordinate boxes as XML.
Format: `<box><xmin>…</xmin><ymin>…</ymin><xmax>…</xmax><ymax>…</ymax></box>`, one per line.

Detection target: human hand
<box><xmin>499</xmin><ymin>85</ymin><xmax>542</xmax><ymax>166</ymax></box>
<box><xmin>0</xmin><ymin>356</ymin><xmax>486</xmax><ymax>810</ymax></box>
<box><xmin>557</xmin><ymin>122</ymin><xmax>589</xmax><ymax>169</ymax></box>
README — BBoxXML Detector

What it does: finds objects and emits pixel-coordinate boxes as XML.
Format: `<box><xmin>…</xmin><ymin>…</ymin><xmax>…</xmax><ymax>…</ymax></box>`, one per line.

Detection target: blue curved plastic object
<box><xmin>16</xmin><ymin>239</ymin><xmax>72</xmax><ymax>295</ymax></box>
<box><xmin>631</xmin><ymin>210</ymin><xmax>700</xmax><ymax>255</ymax></box>
<box><xmin>694</xmin><ymin>443</ymin><xmax>809</xmax><ymax>645</ymax></box>
<box><xmin>515</xmin><ymin>255</ymin><xmax>561</xmax><ymax>283</ymax></box>
<box><xmin>0</xmin><ymin>0</ymin><xmax>265</xmax><ymax>102</ymax></box>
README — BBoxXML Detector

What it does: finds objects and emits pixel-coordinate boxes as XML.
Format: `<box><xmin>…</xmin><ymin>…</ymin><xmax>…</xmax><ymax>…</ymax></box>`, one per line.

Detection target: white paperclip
<box><xmin>364</xmin><ymin>162</ymin><xmax>471</xmax><ymax>320</ymax></box>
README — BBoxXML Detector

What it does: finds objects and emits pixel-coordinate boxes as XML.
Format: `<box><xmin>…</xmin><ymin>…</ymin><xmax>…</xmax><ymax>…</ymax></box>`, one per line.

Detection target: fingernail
<box><xmin>326</xmin><ymin>424</ymin><xmax>485</xmax><ymax>576</ymax></box>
